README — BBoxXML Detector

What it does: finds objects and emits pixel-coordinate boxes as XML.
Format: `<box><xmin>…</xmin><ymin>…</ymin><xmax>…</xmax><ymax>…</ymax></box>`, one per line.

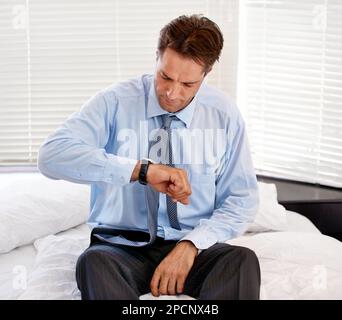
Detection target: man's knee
<box><xmin>214</xmin><ymin>244</ymin><xmax>260</xmax><ymax>273</ymax></box>
<box><xmin>76</xmin><ymin>245</ymin><xmax>123</xmax><ymax>283</ymax></box>
<box><xmin>226</xmin><ymin>245</ymin><xmax>261</xmax><ymax>286</ymax></box>
<box><xmin>75</xmin><ymin>245</ymin><xmax>140</xmax><ymax>300</ymax></box>
<box><xmin>76</xmin><ymin>247</ymin><xmax>103</xmax><ymax>284</ymax></box>
<box><xmin>77</xmin><ymin>246</ymin><xmax>104</xmax><ymax>268</ymax></box>
<box><xmin>222</xmin><ymin>245</ymin><xmax>261</xmax><ymax>298</ymax></box>
<box><xmin>208</xmin><ymin>243</ymin><xmax>258</xmax><ymax>259</ymax></box>
<box><xmin>232</xmin><ymin>245</ymin><xmax>258</xmax><ymax>261</ymax></box>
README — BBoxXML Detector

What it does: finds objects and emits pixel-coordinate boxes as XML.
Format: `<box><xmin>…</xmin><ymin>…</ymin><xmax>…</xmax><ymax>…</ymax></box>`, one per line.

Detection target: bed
<box><xmin>1</xmin><ymin>172</ymin><xmax>342</xmax><ymax>300</ymax></box>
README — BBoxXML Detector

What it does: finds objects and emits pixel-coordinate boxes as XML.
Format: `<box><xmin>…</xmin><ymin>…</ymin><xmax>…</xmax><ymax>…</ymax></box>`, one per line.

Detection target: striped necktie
<box><xmin>160</xmin><ymin>114</ymin><xmax>181</xmax><ymax>230</ymax></box>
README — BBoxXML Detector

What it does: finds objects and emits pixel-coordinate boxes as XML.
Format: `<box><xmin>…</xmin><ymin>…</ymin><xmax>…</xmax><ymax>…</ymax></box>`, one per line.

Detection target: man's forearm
<box><xmin>130</xmin><ymin>160</ymin><xmax>141</xmax><ymax>182</ymax></box>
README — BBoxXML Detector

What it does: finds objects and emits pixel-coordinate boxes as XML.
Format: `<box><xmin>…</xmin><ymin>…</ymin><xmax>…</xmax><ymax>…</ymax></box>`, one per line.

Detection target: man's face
<box><xmin>155</xmin><ymin>48</ymin><xmax>207</xmax><ymax>113</ymax></box>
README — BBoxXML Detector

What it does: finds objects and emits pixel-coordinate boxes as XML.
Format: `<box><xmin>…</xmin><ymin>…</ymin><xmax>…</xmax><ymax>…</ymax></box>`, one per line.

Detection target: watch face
<box><xmin>142</xmin><ymin>158</ymin><xmax>155</xmax><ymax>165</ymax></box>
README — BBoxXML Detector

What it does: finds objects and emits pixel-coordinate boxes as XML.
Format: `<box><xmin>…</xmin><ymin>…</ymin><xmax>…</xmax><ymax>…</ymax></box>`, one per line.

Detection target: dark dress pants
<box><xmin>75</xmin><ymin>229</ymin><xmax>261</xmax><ymax>300</ymax></box>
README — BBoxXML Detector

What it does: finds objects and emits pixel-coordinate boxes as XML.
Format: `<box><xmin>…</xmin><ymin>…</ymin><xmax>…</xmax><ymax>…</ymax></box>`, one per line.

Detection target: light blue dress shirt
<box><xmin>38</xmin><ymin>74</ymin><xmax>259</xmax><ymax>250</ymax></box>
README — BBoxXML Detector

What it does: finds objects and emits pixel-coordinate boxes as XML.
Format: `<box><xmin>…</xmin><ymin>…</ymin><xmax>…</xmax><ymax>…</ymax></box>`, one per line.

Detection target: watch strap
<box><xmin>138</xmin><ymin>160</ymin><xmax>152</xmax><ymax>185</ymax></box>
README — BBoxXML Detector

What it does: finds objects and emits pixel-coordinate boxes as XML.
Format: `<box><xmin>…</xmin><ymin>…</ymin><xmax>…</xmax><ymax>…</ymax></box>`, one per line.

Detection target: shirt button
<box><xmin>120</xmin><ymin>176</ymin><xmax>125</xmax><ymax>183</ymax></box>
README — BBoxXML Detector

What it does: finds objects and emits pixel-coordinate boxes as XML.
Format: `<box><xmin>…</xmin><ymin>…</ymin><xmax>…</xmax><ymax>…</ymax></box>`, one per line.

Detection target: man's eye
<box><xmin>184</xmin><ymin>84</ymin><xmax>193</xmax><ymax>88</ymax></box>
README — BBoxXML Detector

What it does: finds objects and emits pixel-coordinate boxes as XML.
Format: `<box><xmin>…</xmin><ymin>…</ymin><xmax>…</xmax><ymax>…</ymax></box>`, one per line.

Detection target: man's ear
<box><xmin>155</xmin><ymin>50</ymin><xmax>160</xmax><ymax>61</ymax></box>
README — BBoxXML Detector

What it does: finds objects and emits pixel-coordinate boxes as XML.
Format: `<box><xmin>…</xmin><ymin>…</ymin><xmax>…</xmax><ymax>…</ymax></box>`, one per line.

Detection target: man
<box><xmin>38</xmin><ymin>14</ymin><xmax>260</xmax><ymax>300</ymax></box>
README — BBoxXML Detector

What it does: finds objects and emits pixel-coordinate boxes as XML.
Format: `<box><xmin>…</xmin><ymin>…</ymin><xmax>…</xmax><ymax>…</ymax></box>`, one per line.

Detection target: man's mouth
<box><xmin>163</xmin><ymin>96</ymin><xmax>178</xmax><ymax>105</ymax></box>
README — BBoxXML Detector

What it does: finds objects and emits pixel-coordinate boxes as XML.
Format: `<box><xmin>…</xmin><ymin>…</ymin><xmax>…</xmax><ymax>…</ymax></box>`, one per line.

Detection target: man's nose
<box><xmin>166</xmin><ymin>84</ymin><xmax>181</xmax><ymax>100</ymax></box>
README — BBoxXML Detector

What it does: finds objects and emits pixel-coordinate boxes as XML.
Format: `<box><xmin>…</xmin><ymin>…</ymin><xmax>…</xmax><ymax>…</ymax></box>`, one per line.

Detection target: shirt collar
<box><xmin>146</xmin><ymin>76</ymin><xmax>199</xmax><ymax>128</ymax></box>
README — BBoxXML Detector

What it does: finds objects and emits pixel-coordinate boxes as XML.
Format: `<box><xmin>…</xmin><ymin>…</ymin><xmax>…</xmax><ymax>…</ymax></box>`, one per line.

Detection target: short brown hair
<box><xmin>157</xmin><ymin>14</ymin><xmax>224</xmax><ymax>73</ymax></box>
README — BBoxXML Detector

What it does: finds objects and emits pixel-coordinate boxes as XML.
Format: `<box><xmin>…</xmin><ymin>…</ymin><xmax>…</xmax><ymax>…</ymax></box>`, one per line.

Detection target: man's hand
<box><xmin>150</xmin><ymin>240</ymin><xmax>198</xmax><ymax>296</ymax></box>
<box><xmin>131</xmin><ymin>161</ymin><xmax>192</xmax><ymax>205</ymax></box>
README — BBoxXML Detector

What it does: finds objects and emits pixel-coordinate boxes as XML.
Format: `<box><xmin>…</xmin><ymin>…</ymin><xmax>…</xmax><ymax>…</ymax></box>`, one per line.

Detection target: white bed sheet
<box><xmin>0</xmin><ymin>224</ymin><xmax>90</xmax><ymax>300</ymax></box>
<box><xmin>1</xmin><ymin>210</ymin><xmax>341</xmax><ymax>300</ymax></box>
<box><xmin>0</xmin><ymin>243</ymin><xmax>36</xmax><ymax>300</ymax></box>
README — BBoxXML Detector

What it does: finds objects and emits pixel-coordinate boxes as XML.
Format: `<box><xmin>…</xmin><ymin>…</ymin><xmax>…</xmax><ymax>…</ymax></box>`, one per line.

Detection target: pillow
<box><xmin>17</xmin><ymin>231</ymin><xmax>89</xmax><ymax>300</ymax></box>
<box><xmin>0</xmin><ymin>173</ymin><xmax>90</xmax><ymax>254</ymax></box>
<box><xmin>246</xmin><ymin>181</ymin><xmax>288</xmax><ymax>232</ymax></box>
<box><xmin>285</xmin><ymin>210</ymin><xmax>321</xmax><ymax>234</ymax></box>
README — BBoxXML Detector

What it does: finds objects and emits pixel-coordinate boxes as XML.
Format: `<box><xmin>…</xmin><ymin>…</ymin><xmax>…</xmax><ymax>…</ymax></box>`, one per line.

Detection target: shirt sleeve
<box><xmin>37</xmin><ymin>90</ymin><xmax>137</xmax><ymax>186</ymax></box>
<box><xmin>180</xmin><ymin>113</ymin><xmax>259</xmax><ymax>250</ymax></box>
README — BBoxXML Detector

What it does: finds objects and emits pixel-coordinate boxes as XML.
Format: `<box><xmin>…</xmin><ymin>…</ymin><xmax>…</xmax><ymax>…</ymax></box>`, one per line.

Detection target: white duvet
<box><xmin>229</xmin><ymin>232</ymin><xmax>342</xmax><ymax>300</ymax></box>
<box><xmin>1</xmin><ymin>173</ymin><xmax>341</xmax><ymax>300</ymax></box>
<box><xmin>1</xmin><ymin>211</ymin><xmax>340</xmax><ymax>300</ymax></box>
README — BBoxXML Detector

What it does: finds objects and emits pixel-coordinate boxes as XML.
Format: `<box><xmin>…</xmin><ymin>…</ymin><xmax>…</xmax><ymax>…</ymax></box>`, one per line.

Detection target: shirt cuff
<box><xmin>103</xmin><ymin>154</ymin><xmax>137</xmax><ymax>186</ymax></box>
<box><xmin>180</xmin><ymin>226</ymin><xmax>218</xmax><ymax>250</ymax></box>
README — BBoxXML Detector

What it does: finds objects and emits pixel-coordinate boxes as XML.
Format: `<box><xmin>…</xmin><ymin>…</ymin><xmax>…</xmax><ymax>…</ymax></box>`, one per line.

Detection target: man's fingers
<box><xmin>170</xmin><ymin>171</ymin><xmax>190</xmax><ymax>191</ymax></box>
<box><xmin>167</xmin><ymin>194</ymin><xmax>190</xmax><ymax>205</ymax></box>
<box><xmin>170</xmin><ymin>175</ymin><xmax>182</xmax><ymax>188</ymax></box>
<box><xmin>167</xmin><ymin>191</ymin><xmax>191</xmax><ymax>204</ymax></box>
<box><xmin>168</xmin><ymin>183</ymin><xmax>181</xmax><ymax>192</ymax></box>
<box><xmin>158</xmin><ymin>276</ymin><xmax>169</xmax><ymax>296</ymax></box>
<box><xmin>167</xmin><ymin>182</ymin><xmax>191</xmax><ymax>199</ymax></box>
<box><xmin>169</xmin><ymin>186</ymin><xmax>190</xmax><ymax>199</ymax></box>
<box><xmin>167</xmin><ymin>278</ymin><xmax>177</xmax><ymax>296</ymax></box>
<box><xmin>151</xmin><ymin>167</ymin><xmax>190</xmax><ymax>204</ymax></box>
<box><xmin>150</xmin><ymin>273</ymin><xmax>161</xmax><ymax>297</ymax></box>
<box><xmin>178</xmin><ymin>197</ymin><xmax>190</xmax><ymax>205</ymax></box>
<box><xmin>149</xmin><ymin>165</ymin><xmax>192</xmax><ymax>199</ymax></box>
<box><xmin>167</xmin><ymin>190</ymin><xmax>189</xmax><ymax>198</ymax></box>
<box><xmin>176</xmin><ymin>276</ymin><xmax>186</xmax><ymax>294</ymax></box>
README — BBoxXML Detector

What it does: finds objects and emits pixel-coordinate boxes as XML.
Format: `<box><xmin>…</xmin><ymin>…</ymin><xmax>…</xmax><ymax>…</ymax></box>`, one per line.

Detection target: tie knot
<box><xmin>162</xmin><ymin>114</ymin><xmax>177</xmax><ymax>129</ymax></box>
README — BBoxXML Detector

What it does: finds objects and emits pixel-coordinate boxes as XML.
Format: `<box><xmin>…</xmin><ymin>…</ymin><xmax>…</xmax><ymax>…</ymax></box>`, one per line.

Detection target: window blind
<box><xmin>238</xmin><ymin>0</ymin><xmax>342</xmax><ymax>188</ymax></box>
<box><xmin>0</xmin><ymin>0</ymin><xmax>238</xmax><ymax>167</ymax></box>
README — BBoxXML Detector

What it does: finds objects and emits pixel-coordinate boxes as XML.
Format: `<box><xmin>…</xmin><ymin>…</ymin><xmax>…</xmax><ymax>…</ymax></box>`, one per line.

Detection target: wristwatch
<box><xmin>138</xmin><ymin>159</ymin><xmax>154</xmax><ymax>185</ymax></box>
